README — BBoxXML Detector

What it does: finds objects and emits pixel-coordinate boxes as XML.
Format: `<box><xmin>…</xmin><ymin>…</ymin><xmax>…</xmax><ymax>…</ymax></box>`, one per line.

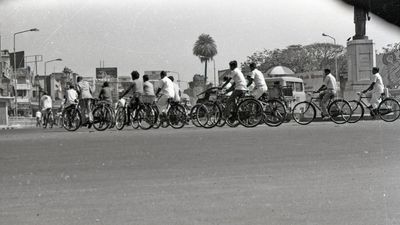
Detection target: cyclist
<box><xmin>142</xmin><ymin>75</ymin><xmax>156</xmax><ymax>104</ymax></box>
<box><xmin>362</xmin><ymin>67</ymin><xmax>385</xmax><ymax>116</ymax></box>
<box><xmin>220</xmin><ymin>60</ymin><xmax>248</xmax><ymax>119</ymax></box>
<box><xmin>120</xmin><ymin>70</ymin><xmax>143</xmax><ymax>124</ymax></box>
<box><xmin>98</xmin><ymin>81</ymin><xmax>113</xmax><ymax>105</ymax></box>
<box><xmin>314</xmin><ymin>69</ymin><xmax>337</xmax><ymax>120</ymax></box>
<box><xmin>155</xmin><ymin>71</ymin><xmax>175</xmax><ymax>114</ymax></box>
<box><xmin>168</xmin><ymin>75</ymin><xmax>181</xmax><ymax>102</ymax></box>
<box><xmin>40</xmin><ymin>92</ymin><xmax>53</xmax><ymax>127</ymax></box>
<box><xmin>77</xmin><ymin>76</ymin><xmax>94</xmax><ymax>127</ymax></box>
<box><xmin>247</xmin><ymin>62</ymin><xmax>268</xmax><ymax>100</ymax></box>
<box><xmin>64</xmin><ymin>83</ymin><xmax>78</xmax><ymax>107</ymax></box>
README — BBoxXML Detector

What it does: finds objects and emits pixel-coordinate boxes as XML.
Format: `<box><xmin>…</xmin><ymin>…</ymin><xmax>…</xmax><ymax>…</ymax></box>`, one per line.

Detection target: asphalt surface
<box><xmin>1</xmin><ymin>121</ymin><xmax>400</xmax><ymax>225</ymax></box>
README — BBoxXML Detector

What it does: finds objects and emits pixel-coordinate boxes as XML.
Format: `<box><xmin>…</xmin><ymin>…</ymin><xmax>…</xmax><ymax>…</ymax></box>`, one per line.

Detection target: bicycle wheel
<box><xmin>348</xmin><ymin>100</ymin><xmax>364</xmax><ymax>123</ymax></box>
<box><xmin>115</xmin><ymin>107</ymin><xmax>126</xmax><ymax>130</ymax></box>
<box><xmin>237</xmin><ymin>99</ymin><xmax>263</xmax><ymax>128</ymax></box>
<box><xmin>292</xmin><ymin>101</ymin><xmax>316</xmax><ymax>125</ymax></box>
<box><xmin>138</xmin><ymin>104</ymin><xmax>155</xmax><ymax>130</ymax></box>
<box><xmin>167</xmin><ymin>104</ymin><xmax>186</xmax><ymax>129</ymax></box>
<box><xmin>190</xmin><ymin>104</ymin><xmax>202</xmax><ymax>127</ymax></box>
<box><xmin>197</xmin><ymin>103</ymin><xmax>221</xmax><ymax>129</ymax></box>
<box><xmin>92</xmin><ymin>106</ymin><xmax>111</xmax><ymax>131</ymax></box>
<box><xmin>216</xmin><ymin>103</ymin><xmax>226</xmax><ymax>127</ymax></box>
<box><xmin>263</xmin><ymin>99</ymin><xmax>286</xmax><ymax>127</ymax></box>
<box><xmin>223</xmin><ymin>102</ymin><xmax>240</xmax><ymax>128</ymax></box>
<box><xmin>378</xmin><ymin>98</ymin><xmax>400</xmax><ymax>122</ymax></box>
<box><xmin>130</xmin><ymin>109</ymin><xmax>140</xmax><ymax>129</ymax></box>
<box><xmin>328</xmin><ymin>99</ymin><xmax>352</xmax><ymax>124</ymax></box>
<box><xmin>62</xmin><ymin>107</ymin><xmax>82</xmax><ymax>132</ymax></box>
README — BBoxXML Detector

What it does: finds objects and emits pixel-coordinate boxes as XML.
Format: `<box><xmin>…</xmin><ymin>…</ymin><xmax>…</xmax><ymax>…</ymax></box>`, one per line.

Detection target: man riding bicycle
<box><xmin>220</xmin><ymin>60</ymin><xmax>248</xmax><ymax>120</ymax></box>
<box><xmin>247</xmin><ymin>62</ymin><xmax>268</xmax><ymax>100</ymax></box>
<box><xmin>362</xmin><ymin>67</ymin><xmax>385</xmax><ymax>116</ymax></box>
<box><xmin>120</xmin><ymin>70</ymin><xmax>143</xmax><ymax>124</ymax></box>
<box><xmin>314</xmin><ymin>69</ymin><xmax>337</xmax><ymax>120</ymax></box>
<box><xmin>40</xmin><ymin>92</ymin><xmax>53</xmax><ymax>127</ymax></box>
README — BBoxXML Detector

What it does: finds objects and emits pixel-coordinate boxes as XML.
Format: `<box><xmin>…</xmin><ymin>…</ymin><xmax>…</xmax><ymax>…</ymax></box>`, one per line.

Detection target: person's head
<box><xmin>131</xmin><ymin>70</ymin><xmax>140</xmax><ymax>80</ymax></box>
<box><xmin>324</xmin><ymin>69</ymin><xmax>331</xmax><ymax>76</ymax></box>
<box><xmin>249</xmin><ymin>62</ymin><xmax>257</xmax><ymax>71</ymax></box>
<box><xmin>143</xmin><ymin>74</ymin><xmax>149</xmax><ymax>82</ymax></box>
<box><xmin>160</xmin><ymin>71</ymin><xmax>167</xmax><ymax>79</ymax></box>
<box><xmin>372</xmin><ymin>67</ymin><xmax>379</xmax><ymax>74</ymax></box>
<box><xmin>168</xmin><ymin>76</ymin><xmax>174</xmax><ymax>82</ymax></box>
<box><xmin>77</xmin><ymin>76</ymin><xmax>83</xmax><ymax>82</ymax></box>
<box><xmin>229</xmin><ymin>60</ymin><xmax>238</xmax><ymax>71</ymax></box>
<box><xmin>223</xmin><ymin>76</ymin><xmax>229</xmax><ymax>82</ymax></box>
<box><xmin>102</xmin><ymin>81</ymin><xmax>109</xmax><ymax>88</ymax></box>
<box><xmin>42</xmin><ymin>91</ymin><xmax>47</xmax><ymax>96</ymax></box>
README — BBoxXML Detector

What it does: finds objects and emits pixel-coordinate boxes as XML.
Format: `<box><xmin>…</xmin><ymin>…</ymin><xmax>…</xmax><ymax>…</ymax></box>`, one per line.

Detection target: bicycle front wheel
<box><xmin>348</xmin><ymin>100</ymin><xmax>364</xmax><ymax>123</ymax></box>
<box><xmin>328</xmin><ymin>99</ymin><xmax>352</xmax><ymax>124</ymax></box>
<box><xmin>115</xmin><ymin>107</ymin><xmax>126</xmax><ymax>130</ymax></box>
<box><xmin>263</xmin><ymin>99</ymin><xmax>286</xmax><ymax>127</ymax></box>
<box><xmin>92</xmin><ymin>106</ymin><xmax>112</xmax><ymax>131</ymax></box>
<box><xmin>138</xmin><ymin>104</ymin><xmax>156</xmax><ymax>130</ymax></box>
<box><xmin>378</xmin><ymin>98</ymin><xmax>400</xmax><ymax>122</ymax></box>
<box><xmin>292</xmin><ymin>101</ymin><xmax>316</xmax><ymax>125</ymax></box>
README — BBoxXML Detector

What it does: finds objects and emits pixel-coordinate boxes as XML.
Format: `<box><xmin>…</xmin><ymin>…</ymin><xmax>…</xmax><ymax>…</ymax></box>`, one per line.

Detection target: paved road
<box><xmin>1</xmin><ymin>121</ymin><xmax>400</xmax><ymax>225</ymax></box>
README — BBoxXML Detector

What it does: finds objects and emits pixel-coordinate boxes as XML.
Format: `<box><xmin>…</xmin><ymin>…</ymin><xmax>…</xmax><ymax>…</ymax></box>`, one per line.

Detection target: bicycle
<box><xmin>92</xmin><ymin>99</ymin><xmax>115</xmax><ymax>131</ymax></box>
<box><xmin>115</xmin><ymin>97</ymin><xmax>156</xmax><ymax>130</ymax></box>
<box><xmin>258</xmin><ymin>94</ymin><xmax>287</xmax><ymax>127</ymax></box>
<box><xmin>162</xmin><ymin>98</ymin><xmax>187</xmax><ymax>129</ymax></box>
<box><xmin>42</xmin><ymin>108</ymin><xmax>54</xmax><ymax>129</ymax></box>
<box><xmin>292</xmin><ymin>92</ymin><xmax>352</xmax><ymax>125</ymax></box>
<box><xmin>348</xmin><ymin>92</ymin><xmax>400</xmax><ymax>123</ymax></box>
<box><xmin>62</xmin><ymin>102</ymin><xmax>82</xmax><ymax>131</ymax></box>
<box><xmin>195</xmin><ymin>87</ymin><xmax>226</xmax><ymax>129</ymax></box>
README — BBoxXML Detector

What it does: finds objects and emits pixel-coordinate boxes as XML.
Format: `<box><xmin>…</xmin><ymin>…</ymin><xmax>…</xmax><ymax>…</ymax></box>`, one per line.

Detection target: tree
<box><xmin>193</xmin><ymin>34</ymin><xmax>217</xmax><ymax>85</ymax></box>
<box><xmin>242</xmin><ymin>43</ymin><xmax>345</xmax><ymax>76</ymax></box>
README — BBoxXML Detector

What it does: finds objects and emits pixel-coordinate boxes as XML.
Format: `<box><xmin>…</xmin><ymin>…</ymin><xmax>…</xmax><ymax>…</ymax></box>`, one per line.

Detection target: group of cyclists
<box><xmin>35</xmin><ymin>60</ymin><xmax>398</xmax><ymax>131</ymax></box>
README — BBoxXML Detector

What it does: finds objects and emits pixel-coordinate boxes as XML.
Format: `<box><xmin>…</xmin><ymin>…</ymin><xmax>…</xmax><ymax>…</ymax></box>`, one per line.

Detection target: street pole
<box><xmin>13</xmin><ymin>28</ymin><xmax>39</xmax><ymax>115</ymax></box>
<box><xmin>322</xmin><ymin>33</ymin><xmax>339</xmax><ymax>81</ymax></box>
<box><xmin>213</xmin><ymin>59</ymin><xmax>216</xmax><ymax>87</ymax></box>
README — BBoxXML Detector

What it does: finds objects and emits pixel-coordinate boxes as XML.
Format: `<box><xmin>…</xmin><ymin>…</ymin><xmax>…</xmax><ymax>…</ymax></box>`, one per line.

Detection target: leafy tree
<box><xmin>242</xmin><ymin>43</ymin><xmax>345</xmax><ymax>76</ymax></box>
<box><xmin>193</xmin><ymin>34</ymin><xmax>218</xmax><ymax>85</ymax></box>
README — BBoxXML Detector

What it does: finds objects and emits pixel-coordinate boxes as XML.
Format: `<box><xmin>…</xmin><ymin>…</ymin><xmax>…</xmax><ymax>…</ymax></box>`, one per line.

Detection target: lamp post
<box><xmin>13</xmin><ymin>28</ymin><xmax>39</xmax><ymax>115</ymax></box>
<box><xmin>44</xmin><ymin>58</ymin><xmax>62</xmax><ymax>76</ymax></box>
<box><xmin>322</xmin><ymin>33</ymin><xmax>339</xmax><ymax>81</ymax></box>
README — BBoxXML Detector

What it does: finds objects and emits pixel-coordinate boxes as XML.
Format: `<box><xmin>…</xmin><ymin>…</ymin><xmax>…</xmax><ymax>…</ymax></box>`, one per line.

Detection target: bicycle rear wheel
<box><xmin>237</xmin><ymin>99</ymin><xmax>263</xmax><ymax>128</ymax></box>
<box><xmin>378</xmin><ymin>98</ymin><xmax>400</xmax><ymax>122</ymax></box>
<box><xmin>190</xmin><ymin>104</ymin><xmax>202</xmax><ymax>127</ymax></box>
<box><xmin>115</xmin><ymin>107</ymin><xmax>126</xmax><ymax>130</ymax></box>
<box><xmin>328</xmin><ymin>99</ymin><xmax>352</xmax><ymax>124</ymax></box>
<box><xmin>92</xmin><ymin>106</ymin><xmax>112</xmax><ymax>131</ymax></box>
<box><xmin>348</xmin><ymin>100</ymin><xmax>364</xmax><ymax>123</ymax></box>
<box><xmin>263</xmin><ymin>99</ymin><xmax>286</xmax><ymax>127</ymax></box>
<box><xmin>167</xmin><ymin>104</ymin><xmax>186</xmax><ymax>129</ymax></box>
<box><xmin>292</xmin><ymin>101</ymin><xmax>316</xmax><ymax>125</ymax></box>
<box><xmin>62</xmin><ymin>107</ymin><xmax>82</xmax><ymax>131</ymax></box>
<box><xmin>197</xmin><ymin>102</ymin><xmax>221</xmax><ymax>129</ymax></box>
<box><xmin>138</xmin><ymin>104</ymin><xmax>156</xmax><ymax>130</ymax></box>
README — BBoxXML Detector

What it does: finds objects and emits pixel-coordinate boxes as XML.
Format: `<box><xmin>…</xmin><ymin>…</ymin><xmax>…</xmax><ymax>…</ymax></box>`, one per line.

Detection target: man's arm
<box><xmin>155</xmin><ymin>88</ymin><xmax>162</xmax><ymax>96</ymax></box>
<box><xmin>220</xmin><ymin>77</ymin><xmax>232</xmax><ymax>89</ymax></box>
<box><xmin>315</xmin><ymin>85</ymin><xmax>327</xmax><ymax>93</ymax></box>
<box><xmin>226</xmin><ymin>82</ymin><xmax>235</xmax><ymax>93</ymax></box>
<box><xmin>120</xmin><ymin>85</ymin><xmax>132</xmax><ymax>98</ymax></box>
<box><xmin>362</xmin><ymin>82</ymin><xmax>375</xmax><ymax>93</ymax></box>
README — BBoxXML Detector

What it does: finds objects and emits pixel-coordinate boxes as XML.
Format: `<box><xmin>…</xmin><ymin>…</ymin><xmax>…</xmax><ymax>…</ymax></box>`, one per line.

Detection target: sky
<box><xmin>1</xmin><ymin>0</ymin><xmax>400</xmax><ymax>85</ymax></box>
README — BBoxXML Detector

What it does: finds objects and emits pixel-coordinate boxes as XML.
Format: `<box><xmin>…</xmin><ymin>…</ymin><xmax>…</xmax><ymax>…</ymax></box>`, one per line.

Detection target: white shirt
<box><xmin>35</xmin><ymin>111</ymin><xmax>42</xmax><ymax>118</ymax></box>
<box><xmin>251</xmin><ymin>69</ymin><xmax>268</xmax><ymax>89</ymax></box>
<box><xmin>143</xmin><ymin>81</ymin><xmax>155</xmax><ymax>96</ymax></box>
<box><xmin>324</xmin><ymin>73</ymin><xmax>337</xmax><ymax>91</ymax></box>
<box><xmin>65</xmin><ymin>89</ymin><xmax>78</xmax><ymax>106</ymax></box>
<box><xmin>222</xmin><ymin>82</ymin><xmax>232</xmax><ymax>96</ymax></box>
<box><xmin>40</xmin><ymin>95</ymin><xmax>52</xmax><ymax>109</ymax></box>
<box><xmin>158</xmin><ymin>76</ymin><xmax>175</xmax><ymax>98</ymax></box>
<box><xmin>77</xmin><ymin>80</ymin><xmax>93</xmax><ymax>99</ymax></box>
<box><xmin>230</xmin><ymin>68</ymin><xmax>248</xmax><ymax>91</ymax></box>
<box><xmin>372</xmin><ymin>73</ymin><xmax>384</xmax><ymax>93</ymax></box>
<box><xmin>173</xmin><ymin>82</ymin><xmax>181</xmax><ymax>102</ymax></box>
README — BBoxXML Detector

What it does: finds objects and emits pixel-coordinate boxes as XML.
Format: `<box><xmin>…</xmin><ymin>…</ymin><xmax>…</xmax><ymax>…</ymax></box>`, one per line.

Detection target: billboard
<box><xmin>9</xmin><ymin>51</ymin><xmax>25</xmax><ymax>70</ymax></box>
<box><xmin>96</xmin><ymin>67</ymin><xmax>117</xmax><ymax>80</ymax></box>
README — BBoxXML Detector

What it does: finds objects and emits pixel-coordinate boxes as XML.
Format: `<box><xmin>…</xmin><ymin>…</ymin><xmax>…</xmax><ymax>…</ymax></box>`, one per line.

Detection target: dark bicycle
<box><xmin>348</xmin><ymin>92</ymin><xmax>400</xmax><ymax>123</ymax></box>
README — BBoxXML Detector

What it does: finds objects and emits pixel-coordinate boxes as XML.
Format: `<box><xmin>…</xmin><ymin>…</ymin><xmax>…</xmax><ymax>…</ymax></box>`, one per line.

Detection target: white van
<box><xmin>265</xmin><ymin>76</ymin><xmax>306</xmax><ymax>109</ymax></box>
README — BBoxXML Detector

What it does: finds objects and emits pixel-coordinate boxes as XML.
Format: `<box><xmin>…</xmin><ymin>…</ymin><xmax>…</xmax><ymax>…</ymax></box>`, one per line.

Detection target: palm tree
<box><xmin>193</xmin><ymin>34</ymin><xmax>217</xmax><ymax>85</ymax></box>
